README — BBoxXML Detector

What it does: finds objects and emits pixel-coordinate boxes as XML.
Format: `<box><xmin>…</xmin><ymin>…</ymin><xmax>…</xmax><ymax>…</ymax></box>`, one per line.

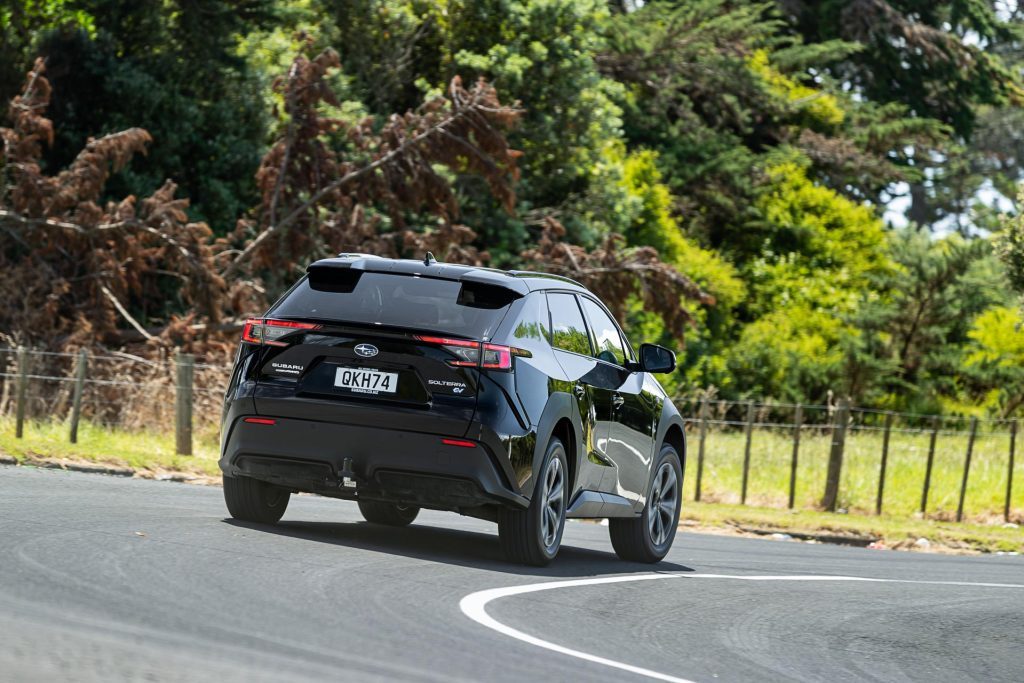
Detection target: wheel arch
<box><xmin>527</xmin><ymin>392</ymin><xmax>583</xmax><ymax>502</ymax></box>
<box><xmin>662</xmin><ymin>422</ymin><xmax>686</xmax><ymax>466</ymax></box>
<box><xmin>639</xmin><ymin>399</ymin><xmax>686</xmax><ymax>510</ymax></box>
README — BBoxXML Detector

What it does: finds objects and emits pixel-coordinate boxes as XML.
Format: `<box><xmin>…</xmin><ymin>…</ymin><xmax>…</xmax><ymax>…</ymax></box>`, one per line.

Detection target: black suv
<box><xmin>220</xmin><ymin>254</ymin><xmax>685</xmax><ymax>565</ymax></box>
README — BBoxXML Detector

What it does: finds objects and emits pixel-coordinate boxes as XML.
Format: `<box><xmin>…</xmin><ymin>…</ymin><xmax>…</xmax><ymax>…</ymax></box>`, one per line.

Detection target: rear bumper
<box><xmin>219</xmin><ymin>415</ymin><xmax>528</xmax><ymax>511</ymax></box>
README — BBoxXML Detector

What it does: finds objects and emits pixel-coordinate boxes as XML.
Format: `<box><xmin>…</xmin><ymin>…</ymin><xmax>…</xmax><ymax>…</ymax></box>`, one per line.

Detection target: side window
<box><xmin>546</xmin><ymin>293</ymin><xmax>592</xmax><ymax>356</ymax></box>
<box><xmin>580</xmin><ymin>297</ymin><xmax>627</xmax><ymax>366</ymax></box>
<box><xmin>510</xmin><ymin>293</ymin><xmax>552</xmax><ymax>355</ymax></box>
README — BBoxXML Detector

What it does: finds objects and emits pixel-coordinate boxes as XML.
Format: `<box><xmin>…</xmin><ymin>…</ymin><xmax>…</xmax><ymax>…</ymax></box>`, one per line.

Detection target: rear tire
<box><xmin>357</xmin><ymin>500</ymin><xmax>420</xmax><ymax>526</ymax></box>
<box><xmin>610</xmin><ymin>444</ymin><xmax>682</xmax><ymax>563</ymax></box>
<box><xmin>223</xmin><ymin>474</ymin><xmax>290</xmax><ymax>524</ymax></box>
<box><xmin>498</xmin><ymin>438</ymin><xmax>568</xmax><ymax>566</ymax></box>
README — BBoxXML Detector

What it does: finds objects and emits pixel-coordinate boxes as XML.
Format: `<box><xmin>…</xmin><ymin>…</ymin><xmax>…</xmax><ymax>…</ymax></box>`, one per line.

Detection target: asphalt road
<box><xmin>1</xmin><ymin>465</ymin><xmax>1022</xmax><ymax>683</ymax></box>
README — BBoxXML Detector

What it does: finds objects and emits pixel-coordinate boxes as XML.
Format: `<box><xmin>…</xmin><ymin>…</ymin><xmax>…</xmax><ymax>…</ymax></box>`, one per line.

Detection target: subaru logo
<box><xmin>354</xmin><ymin>343</ymin><xmax>379</xmax><ymax>358</ymax></box>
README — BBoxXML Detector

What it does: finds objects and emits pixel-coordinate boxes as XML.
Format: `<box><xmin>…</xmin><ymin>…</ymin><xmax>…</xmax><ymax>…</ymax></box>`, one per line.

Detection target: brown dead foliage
<box><xmin>0</xmin><ymin>59</ymin><xmax>229</xmax><ymax>356</ymax></box>
<box><xmin>224</xmin><ymin>44</ymin><xmax>521</xmax><ymax>286</ymax></box>
<box><xmin>521</xmin><ymin>218</ymin><xmax>714</xmax><ymax>340</ymax></box>
<box><xmin>2</xmin><ymin>48</ymin><xmax>710</xmax><ymax>368</ymax></box>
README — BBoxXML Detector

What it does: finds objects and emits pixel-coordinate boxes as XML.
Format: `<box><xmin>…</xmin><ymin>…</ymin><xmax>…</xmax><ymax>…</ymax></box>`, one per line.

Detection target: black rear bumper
<box><xmin>219</xmin><ymin>415</ymin><xmax>528</xmax><ymax>511</ymax></box>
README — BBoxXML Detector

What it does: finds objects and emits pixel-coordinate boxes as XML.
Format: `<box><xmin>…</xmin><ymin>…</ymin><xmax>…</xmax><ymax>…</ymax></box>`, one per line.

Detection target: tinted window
<box><xmin>511</xmin><ymin>293</ymin><xmax>552</xmax><ymax>355</ymax></box>
<box><xmin>580</xmin><ymin>297</ymin><xmax>626</xmax><ymax>366</ymax></box>
<box><xmin>271</xmin><ymin>270</ymin><xmax>516</xmax><ymax>338</ymax></box>
<box><xmin>547</xmin><ymin>293</ymin><xmax>591</xmax><ymax>356</ymax></box>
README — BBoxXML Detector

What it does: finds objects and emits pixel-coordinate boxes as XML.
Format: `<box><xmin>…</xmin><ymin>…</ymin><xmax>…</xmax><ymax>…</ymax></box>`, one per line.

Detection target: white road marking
<box><xmin>459</xmin><ymin>572</ymin><xmax>1024</xmax><ymax>683</ymax></box>
<box><xmin>460</xmin><ymin>574</ymin><xmax>698</xmax><ymax>683</ymax></box>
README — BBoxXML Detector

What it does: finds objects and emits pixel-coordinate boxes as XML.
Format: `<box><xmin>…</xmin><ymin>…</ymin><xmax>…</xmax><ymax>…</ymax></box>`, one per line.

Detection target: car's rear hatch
<box><xmin>248</xmin><ymin>259</ymin><xmax>524</xmax><ymax>438</ymax></box>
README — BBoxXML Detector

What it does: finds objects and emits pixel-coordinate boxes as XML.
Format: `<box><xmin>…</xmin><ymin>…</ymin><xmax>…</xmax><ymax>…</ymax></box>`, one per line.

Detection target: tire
<box><xmin>498</xmin><ymin>437</ymin><xmax>568</xmax><ymax>566</ymax></box>
<box><xmin>223</xmin><ymin>474</ymin><xmax>290</xmax><ymax>524</ymax></box>
<box><xmin>357</xmin><ymin>500</ymin><xmax>420</xmax><ymax>526</ymax></box>
<box><xmin>610</xmin><ymin>444</ymin><xmax>682</xmax><ymax>563</ymax></box>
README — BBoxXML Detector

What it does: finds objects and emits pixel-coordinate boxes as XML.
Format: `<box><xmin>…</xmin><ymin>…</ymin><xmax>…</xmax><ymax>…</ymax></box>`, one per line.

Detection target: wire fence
<box><xmin>0</xmin><ymin>347</ymin><xmax>1019</xmax><ymax>522</ymax></box>
<box><xmin>0</xmin><ymin>346</ymin><xmax>229</xmax><ymax>452</ymax></box>
<box><xmin>674</xmin><ymin>396</ymin><xmax>1020</xmax><ymax>523</ymax></box>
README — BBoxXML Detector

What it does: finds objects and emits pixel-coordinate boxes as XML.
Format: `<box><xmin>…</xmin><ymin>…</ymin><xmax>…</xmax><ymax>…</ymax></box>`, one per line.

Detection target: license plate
<box><xmin>334</xmin><ymin>367</ymin><xmax>398</xmax><ymax>395</ymax></box>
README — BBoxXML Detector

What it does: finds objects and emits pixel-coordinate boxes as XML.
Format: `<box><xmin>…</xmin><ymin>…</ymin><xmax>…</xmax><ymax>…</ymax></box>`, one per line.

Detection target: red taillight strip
<box><xmin>264</xmin><ymin>319</ymin><xmax>321</xmax><ymax>329</ymax></box>
<box><xmin>415</xmin><ymin>335</ymin><xmax>478</xmax><ymax>348</ymax></box>
<box><xmin>243</xmin><ymin>417</ymin><xmax>276</xmax><ymax>425</ymax></box>
<box><xmin>241</xmin><ymin>318</ymin><xmax>321</xmax><ymax>346</ymax></box>
<box><xmin>441</xmin><ymin>438</ymin><xmax>477</xmax><ymax>448</ymax></box>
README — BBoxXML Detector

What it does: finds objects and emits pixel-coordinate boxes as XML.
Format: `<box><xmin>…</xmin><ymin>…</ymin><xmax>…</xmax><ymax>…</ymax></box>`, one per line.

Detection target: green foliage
<box><xmin>749</xmin><ymin>161</ymin><xmax>889</xmax><ymax>311</ymax></box>
<box><xmin>963</xmin><ymin>305</ymin><xmax>1024</xmax><ymax>416</ymax></box>
<box><xmin>781</xmin><ymin>0</ymin><xmax>1024</xmax><ymax>230</ymax></box>
<box><xmin>27</xmin><ymin>1</ymin><xmax>275</xmax><ymax>231</ymax></box>
<box><xmin>4</xmin><ymin>0</ymin><xmax>1024</xmax><ymax>415</ymax></box>
<box><xmin>0</xmin><ymin>0</ymin><xmax>95</xmax><ymax>97</ymax></box>
<box><xmin>998</xmin><ymin>188</ymin><xmax>1024</xmax><ymax>295</ymax></box>
<box><xmin>782</xmin><ymin>0</ymin><xmax>1023</xmax><ymax>138</ymax></box>
<box><xmin>747</xmin><ymin>49</ymin><xmax>844</xmax><ymax>129</ymax></box>
<box><xmin>721</xmin><ymin>305</ymin><xmax>849</xmax><ymax>401</ymax></box>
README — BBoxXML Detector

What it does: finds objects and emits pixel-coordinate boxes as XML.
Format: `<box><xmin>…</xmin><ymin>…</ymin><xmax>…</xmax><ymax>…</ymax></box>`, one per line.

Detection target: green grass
<box><xmin>686</xmin><ymin>427</ymin><xmax>1022</xmax><ymax>521</ymax></box>
<box><xmin>2</xmin><ymin>416</ymin><xmax>1019</xmax><ymax>553</ymax></box>
<box><xmin>680</xmin><ymin>502</ymin><xmax>1023</xmax><ymax>553</ymax></box>
<box><xmin>0</xmin><ymin>416</ymin><xmax>221</xmax><ymax>477</ymax></box>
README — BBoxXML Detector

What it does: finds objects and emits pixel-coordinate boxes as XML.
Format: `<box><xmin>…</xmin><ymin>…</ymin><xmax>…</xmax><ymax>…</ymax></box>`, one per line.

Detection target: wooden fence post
<box><xmin>956</xmin><ymin>416</ymin><xmax>978</xmax><ymax>523</ymax></box>
<box><xmin>175</xmin><ymin>352</ymin><xmax>194</xmax><ymax>456</ymax></box>
<box><xmin>875</xmin><ymin>411</ymin><xmax>894</xmax><ymax>515</ymax></box>
<box><xmin>15</xmin><ymin>346</ymin><xmax>28</xmax><ymax>438</ymax></box>
<box><xmin>822</xmin><ymin>397</ymin><xmax>849</xmax><ymax>512</ymax></box>
<box><xmin>1006</xmin><ymin>419</ymin><xmax>1017</xmax><ymax>523</ymax></box>
<box><xmin>740</xmin><ymin>401</ymin><xmax>755</xmax><ymax>505</ymax></box>
<box><xmin>695</xmin><ymin>396</ymin><xmax>709</xmax><ymax>502</ymax></box>
<box><xmin>788</xmin><ymin>404</ymin><xmax>802</xmax><ymax>509</ymax></box>
<box><xmin>69</xmin><ymin>348</ymin><xmax>88</xmax><ymax>444</ymax></box>
<box><xmin>921</xmin><ymin>416</ymin><xmax>939</xmax><ymax>514</ymax></box>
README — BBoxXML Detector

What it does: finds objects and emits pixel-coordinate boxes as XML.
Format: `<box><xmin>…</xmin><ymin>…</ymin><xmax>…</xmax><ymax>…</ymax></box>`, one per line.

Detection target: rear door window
<box><xmin>271</xmin><ymin>270</ymin><xmax>517</xmax><ymax>338</ymax></box>
<box><xmin>546</xmin><ymin>292</ymin><xmax>592</xmax><ymax>356</ymax></box>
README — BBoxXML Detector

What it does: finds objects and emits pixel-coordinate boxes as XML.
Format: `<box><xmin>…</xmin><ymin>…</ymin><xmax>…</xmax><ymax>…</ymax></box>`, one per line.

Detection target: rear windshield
<box><xmin>270</xmin><ymin>269</ymin><xmax>518</xmax><ymax>338</ymax></box>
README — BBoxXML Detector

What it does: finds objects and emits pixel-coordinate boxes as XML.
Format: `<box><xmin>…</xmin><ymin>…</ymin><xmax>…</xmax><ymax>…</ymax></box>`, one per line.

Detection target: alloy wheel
<box><xmin>540</xmin><ymin>455</ymin><xmax>565</xmax><ymax>550</ymax></box>
<box><xmin>647</xmin><ymin>461</ymin><xmax>678</xmax><ymax>547</ymax></box>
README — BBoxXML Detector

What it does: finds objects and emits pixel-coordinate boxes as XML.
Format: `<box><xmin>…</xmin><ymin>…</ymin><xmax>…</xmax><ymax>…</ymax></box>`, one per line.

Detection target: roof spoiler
<box><xmin>306</xmin><ymin>258</ymin><xmax>530</xmax><ymax>295</ymax></box>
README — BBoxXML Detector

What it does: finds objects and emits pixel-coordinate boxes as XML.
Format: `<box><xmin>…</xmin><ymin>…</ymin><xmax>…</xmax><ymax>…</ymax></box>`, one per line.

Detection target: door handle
<box><xmin>574</xmin><ymin>383</ymin><xmax>587</xmax><ymax>400</ymax></box>
<box><xmin>612</xmin><ymin>393</ymin><xmax>625</xmax><ymax>409</ymax></box>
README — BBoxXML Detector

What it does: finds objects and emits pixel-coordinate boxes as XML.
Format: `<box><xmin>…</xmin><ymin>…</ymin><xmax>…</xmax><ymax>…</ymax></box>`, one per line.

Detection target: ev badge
<box><xmin>354</xmin><ymin>343</ymin><xmax>379</xmax><ymax>358</ymax></box>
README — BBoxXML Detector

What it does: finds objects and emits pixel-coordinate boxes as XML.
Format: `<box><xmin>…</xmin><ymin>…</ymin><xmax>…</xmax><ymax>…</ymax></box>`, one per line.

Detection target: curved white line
<box><xmin>459</xmin><ymin>572</ymin><xmax>1024</xmax><ymax>683</ymax></box>
<box><xmin>459</xmin><ymin>574</ymin><xmax>696</xmax><ymax>683</ymax></box>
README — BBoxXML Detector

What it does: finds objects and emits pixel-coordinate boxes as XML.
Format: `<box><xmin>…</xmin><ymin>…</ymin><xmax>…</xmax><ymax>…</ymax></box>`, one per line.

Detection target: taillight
<box><xmin>415</xmin><ymin>335</ymin><xmax>528</xmax><ymax>371</ymax></box>
<box><xmin>415</xmin><ymin>335</ymin><xmax>481</xmax><ymax>366</ymax></box>
<box><xmin>241</xmin><ymin>318</ymin><xmax>321</xmax><ymax>346</ymax></box>
<box><xmin>481</xmin><ymin>343</ymin><xmax>512</xmax><ymax>369</ymax></box>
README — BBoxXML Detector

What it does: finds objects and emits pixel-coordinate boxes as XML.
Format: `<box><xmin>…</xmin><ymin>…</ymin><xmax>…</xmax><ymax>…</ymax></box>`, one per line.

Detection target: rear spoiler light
<box><xmin>415</xmin><ymin>335</ymin><xmax>531</xmax><ymax>371</ymax></box>
<box><xmin>242</xmin><ymin>318</ymin><xmax>321</xmax><ymax>346</ymax></box>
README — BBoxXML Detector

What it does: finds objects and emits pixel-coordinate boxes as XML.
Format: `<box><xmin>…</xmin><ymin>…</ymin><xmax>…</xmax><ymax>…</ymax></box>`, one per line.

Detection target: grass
<box><xmin>686</xmin><ymin>427</ymin><xmax>1022</xmax><ymax>521</ymax></box>
<box><xmin>2</xmin><ymin>416</ymin><xmax>1020</xmax><ymax>553</ymax></box>
<box><xmin>0</xmin><ymin>416</ymin><xmax>221</xmax><ymax>477</ymax></box>
<box><xmin>679</xmin><ymin>502</ymin><xmax>1022</xmax><ymax>554</ymax></box>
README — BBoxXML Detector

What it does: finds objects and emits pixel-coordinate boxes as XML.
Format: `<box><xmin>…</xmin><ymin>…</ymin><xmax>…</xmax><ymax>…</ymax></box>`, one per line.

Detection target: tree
<box><xmin>26</xmin><ymin>0</ymin><xmax>277</xmax><ymax>232</ymax></box>
<box><xmin>860</xmin><ymin>230</ymin><xmax>1011</xmax><ymax>407</ymax></box>
<box><xmin>997</xmin><ymin>188</ymin><xmax>1024</xmax><ymax>294</ymax></box>
<box><xmin>779</xmin><ymin>0</ymin><xmax>1024</xmax><ymax>230</ymax></box>
<box><xmin>0</xmin><ymin>59</ymin><xmax>227</xmax><ymax>348</ymax></box>
<box><xmin>222</xmin><ymin>44</ymin><xmax>523</xmax><ymax>291</ymax></box>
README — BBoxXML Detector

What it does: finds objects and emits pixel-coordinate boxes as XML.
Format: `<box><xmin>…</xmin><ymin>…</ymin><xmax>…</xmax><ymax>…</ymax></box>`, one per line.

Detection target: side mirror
<box><xmin>638</xmin><ymin>343</ymin><xmax>676</xmax><ymax>374</ymax></box>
